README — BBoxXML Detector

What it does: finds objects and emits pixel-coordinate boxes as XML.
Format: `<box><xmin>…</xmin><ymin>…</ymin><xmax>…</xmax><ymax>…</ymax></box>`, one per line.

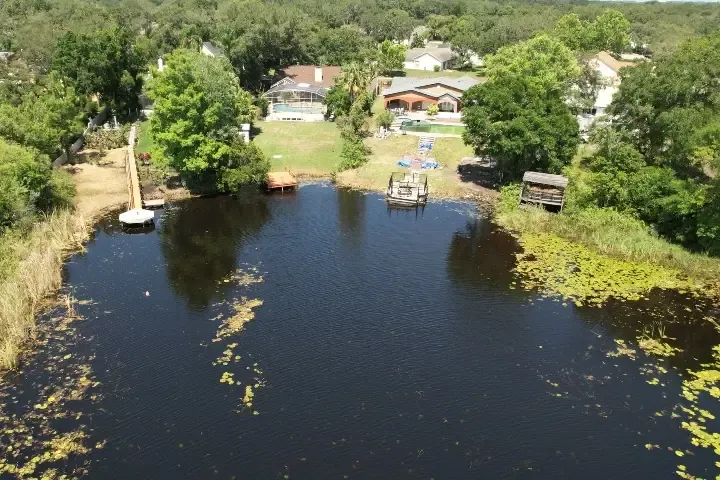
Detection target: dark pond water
<box><xmin>4</xmin><ymin>184</ymin><xmax>720</xmax><ymax>479</ymax></box>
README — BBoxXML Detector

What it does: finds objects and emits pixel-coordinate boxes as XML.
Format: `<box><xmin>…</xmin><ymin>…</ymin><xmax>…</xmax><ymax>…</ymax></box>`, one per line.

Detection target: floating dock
<box><xmin>266</xmin><ymin>171</ymin><xmax>297</xmax><ymax>192</ymax></box>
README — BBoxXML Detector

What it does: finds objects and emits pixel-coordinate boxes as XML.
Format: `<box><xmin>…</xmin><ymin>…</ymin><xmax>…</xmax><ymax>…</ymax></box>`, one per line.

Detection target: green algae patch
<box><xmin>513</xmin><ymin>233</ymin><xmax>702</xmax><ymax>306</ymax></box>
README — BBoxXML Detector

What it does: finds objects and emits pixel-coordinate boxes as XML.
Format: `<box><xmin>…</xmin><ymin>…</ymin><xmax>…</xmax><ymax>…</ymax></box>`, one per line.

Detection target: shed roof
<box><xmin>522</xmin><ymin>171</ymin><xmax>569</xmax><ymax>188</ymax></box>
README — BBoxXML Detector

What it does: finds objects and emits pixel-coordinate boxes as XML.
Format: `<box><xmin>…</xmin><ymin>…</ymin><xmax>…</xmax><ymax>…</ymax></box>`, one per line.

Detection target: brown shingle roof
<box><xmin>278</xmin><ymin>65</ymin><xmax>342</xmax><ymax>88</ymax></box>
<box><xmin>594</xmin><ymin>51</ymin><xmax>638</xmax><ymax>73</ymax></box>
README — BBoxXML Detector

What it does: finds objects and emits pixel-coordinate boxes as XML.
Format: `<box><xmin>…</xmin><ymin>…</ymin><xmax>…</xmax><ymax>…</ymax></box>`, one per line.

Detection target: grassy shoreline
<box><xmin>0</xmin><ymin>211</ymin><xmax>91</xmax><ymax>370</ymax></box>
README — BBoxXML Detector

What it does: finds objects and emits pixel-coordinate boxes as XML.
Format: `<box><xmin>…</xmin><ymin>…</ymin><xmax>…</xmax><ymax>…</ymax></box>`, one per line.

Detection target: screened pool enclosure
<box><xmin>264</xmin><ymin>83</ymin><xmax>327</xmax><ymax>116</ymax></box>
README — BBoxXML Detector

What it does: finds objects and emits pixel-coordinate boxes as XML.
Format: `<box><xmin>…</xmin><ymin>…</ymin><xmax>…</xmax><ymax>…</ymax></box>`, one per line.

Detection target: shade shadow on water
<box><xmin>3</xmin><ymin>184</ymin><xmax>720</xmax><ymax>479</ymax></box>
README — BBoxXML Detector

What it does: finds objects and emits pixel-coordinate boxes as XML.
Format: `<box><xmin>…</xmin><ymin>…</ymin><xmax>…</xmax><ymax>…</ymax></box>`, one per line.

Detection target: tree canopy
<box><xmin>147</xmin><ymin>49</ymin><xmax>269</xmax><ymax>191</ymax></box>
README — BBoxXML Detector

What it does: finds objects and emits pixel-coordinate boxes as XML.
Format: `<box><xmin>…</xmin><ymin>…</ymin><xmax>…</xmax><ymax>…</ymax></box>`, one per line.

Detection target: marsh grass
<box><xmin>497</xmin><ymin>186</ymin><xmax>720</xmax><ymax>284</ymax></box>
<box><xmin>0</xmin><ymin>210</ymin><xmax>90</xmax><ymax>370</ymax></box>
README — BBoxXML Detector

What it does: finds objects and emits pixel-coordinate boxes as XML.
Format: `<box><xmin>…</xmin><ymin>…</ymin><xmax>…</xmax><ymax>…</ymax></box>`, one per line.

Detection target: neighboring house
<box><xmin>403</xmin><ymin>45</ymin><xmax>455</xmax><ymax>71</ymax></box>
<box><xmin>578</xmin><ymin>52</ymin><xmax>645</xmax><ymax>133</ymax></box>
<box><xmin>0</xmin><ymin>52</ymin><xmax>13</xmax><ymax>62</ymax></box>
<box><xmin>382</xmin><ymin>76</ymin><xmax>481</xmax><ymax>113</ymax></box>
<box><xmin>263</xmin><ymin>65</ymin><xmax>343</xmax><ymax>121</ymax></box>
<box><xmin>588</xmin><ymin>51</ymin><xmax>640</xmax><ymax>86</ymax></box>
<box><xmin>201</xmin><ymin>41</ymin><xmax>225</xmax><ymax>58</ymax></box>
<box><xmin>402</xmin><ymin>26</ymin><xmax>429</xmax><ymax>47</ymax></box>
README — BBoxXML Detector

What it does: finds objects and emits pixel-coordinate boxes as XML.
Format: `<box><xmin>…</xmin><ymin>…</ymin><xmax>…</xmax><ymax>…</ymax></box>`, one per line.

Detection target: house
<box><xmin>402</xmin><ymin>26</ymin><xmax>429</xmax><ymax>47</ymax></box>
<box><xmin>263</xmin><ymin>65</ymin><xmax>343</xmax><ymax>121</ymax></box>
<box><xmin>589</xmin><ymin>51</ymin><xmax>640</xmax><ymax>86</ymax></box>
<box><xmin>201</xmin><ymin>41</ymin><xmax>225</xmax><ymax>58</ymax></box>
<box><xmin>382</xmin><ymin>76</ymin><xmax>481</xmax><ymax>114</ymax></box>
<box><xmin>578</xmin><ymin>52</ymin><xmax>645</xmax><ymax>133</ymax></box>
<box><xmin>403</xmin><ymin>45</ymin><xmax>455</xmax><ymax>71</ymax></box>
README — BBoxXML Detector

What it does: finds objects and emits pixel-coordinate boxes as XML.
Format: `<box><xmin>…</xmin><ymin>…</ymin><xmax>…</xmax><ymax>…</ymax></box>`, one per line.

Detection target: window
<box><xmin>438</xmin><ymin>101</ymin><xmax>454</xmax><ymax>112</ymax></box>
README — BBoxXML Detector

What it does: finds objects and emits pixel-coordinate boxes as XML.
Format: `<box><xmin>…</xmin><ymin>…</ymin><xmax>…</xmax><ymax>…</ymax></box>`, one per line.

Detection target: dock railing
<box><xmin>125</xmin><ymin>126</ymin><xmax>143</xmax><ymax>210</ymax></box>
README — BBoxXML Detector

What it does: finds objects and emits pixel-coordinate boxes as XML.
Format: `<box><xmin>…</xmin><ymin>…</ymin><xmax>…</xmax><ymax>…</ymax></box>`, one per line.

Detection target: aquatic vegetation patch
<box><xmin>218</xmin><ymin>266</ymin><xmax>264</xmax><ymax>287</ymax></box>
<box><xmin>606</xmin><ymin>339</ymin><xmax>637</xmax><ymax>360</ymax></box>
<box><xmin>513</xmin><ymin>233</ymin><xmax>701</xmax><ymax>306</ymax></box>
<box><xmin>0</xmin><ymin>295</ymin><xmax>104</xmax><ymax>479</ymax></box>
<box><xmin>215</xmin><ymin>298</ymin><xmax>263</xmax><ymax>340</ymax></box>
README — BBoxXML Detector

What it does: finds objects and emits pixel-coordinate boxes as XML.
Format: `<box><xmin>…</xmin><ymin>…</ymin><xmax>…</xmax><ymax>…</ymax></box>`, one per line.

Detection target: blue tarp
<box><xmin>397</xmin><ymin>158</ymin><xmax>440</xmax><ymax>169</ymax></box>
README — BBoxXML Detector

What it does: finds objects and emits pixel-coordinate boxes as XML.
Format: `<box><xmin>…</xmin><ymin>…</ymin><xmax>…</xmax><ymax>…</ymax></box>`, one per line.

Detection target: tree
<box><xmin>375</xmin><ymin>110</ymin><xmax>394</xmax><ymax>129</ymax></box>
<box><xmin>462</xmin><ymin>77</ymin><xmax>579</xmax><ymax>181</ymax></box>
<box><xmin>336</xmin><ymin>62</ymin><xmax>374</xmax><ymax>101</ymax></box>
<box><xmin>591</xmin><ymin>10</ymin><xmax>631</xmax><ymax>55</ymax></box>
<box><xmin>53</xmin><ymin>26</ymin><xmax>145</xmax><ymax>113</ymax></box>
<box><xmin>324</xmin><ymin>85</ymin><xmax>352</xmax><ymax>118</ymax></box>
<box><xmin>147</xmin><ymin>49</ymin><xmax>268</xmax><ymax>191</ymax></box>
<box><xmin>377</xmin><ymin>40</ymin><xmax>405</xmax><ymax>75</ymax></box>
<box><xmin>552</xmin><ymin>14</ymin><xmax>589</xmax><ymax>52</ymax></box>
<box><xmin>0</xmin><ymin>73</ymin><xmax>87</xmax><ymax>158</ymax></box>
<box><xmin>484</xmin><ymin>35</ymin><xmax>580</xmax><ymax>95</ymax></box>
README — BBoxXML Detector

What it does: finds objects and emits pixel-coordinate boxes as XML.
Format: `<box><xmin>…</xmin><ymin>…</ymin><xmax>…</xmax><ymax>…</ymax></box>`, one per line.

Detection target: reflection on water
<box><xmin>337</xmin><ymin>188</ymin><xmax>366</xmax><ymax>246</ymax></box>
<box><xmin>160</xmin><ymin>193</ymin><xmax>270</xmax><ymax>309</ymax></box>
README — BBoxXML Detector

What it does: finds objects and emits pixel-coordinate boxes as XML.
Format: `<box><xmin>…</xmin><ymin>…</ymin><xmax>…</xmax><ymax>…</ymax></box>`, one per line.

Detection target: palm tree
<box><xmin>337</xmin><ymin>62</ymin><xmax>373</xmax><ymax>101</ymax></box>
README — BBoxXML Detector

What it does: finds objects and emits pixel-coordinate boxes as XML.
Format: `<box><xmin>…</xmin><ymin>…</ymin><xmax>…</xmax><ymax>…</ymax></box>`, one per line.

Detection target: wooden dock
<box><xmin>266</xmin><ymin>171</ymin><xmax>297</xmax><ymax>192</ymax></box>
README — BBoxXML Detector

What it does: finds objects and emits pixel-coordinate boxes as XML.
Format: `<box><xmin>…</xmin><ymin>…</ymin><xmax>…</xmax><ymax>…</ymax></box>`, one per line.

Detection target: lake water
<box><xmin>3</xmin><ymin>184</ymin><xmax>720</xmax><ymax>479</ymax></box>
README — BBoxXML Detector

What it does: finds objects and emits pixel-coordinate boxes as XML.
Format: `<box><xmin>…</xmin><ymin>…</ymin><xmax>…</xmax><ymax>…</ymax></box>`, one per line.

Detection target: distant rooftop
<box><xmin>593</xmin><ymin>51</ymin><xmax>640</xmax><ymax>72</ymax></box>
<box><xmin>201</xmin><ymin>41</ymin><xmax>225</xmax><ymax>57</ymax></box>
<box><xmin>383</xmin><ymin>76</ymin><xmax>482</xmax><ymax>98</ymax></box>
<box><xmin>405</xmin><ymin>47</ymin><xmax>455</xmax><ymax>63</ymax></box>
<box><xmin>0</xmin><ymin>52</ymin><xmax>14</xmax><ymax>62</ymax></box>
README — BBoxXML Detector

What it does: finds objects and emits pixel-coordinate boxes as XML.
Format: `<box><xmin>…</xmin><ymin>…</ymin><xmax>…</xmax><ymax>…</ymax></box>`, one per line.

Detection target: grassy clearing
<box><xmin>337</xmin><ymin>134</ymin><xmax>497</xmax><ymax>201</ymax></box>
<box><xmin>496</xmin><ymin>191</ymin><xmax>720</xmax><ymax>286</ymax></box>
<box><xmin>136</xmin><ymin>119</ymin><xmax>154</xmax><ymax>154</ymax></box>
<box><xmin>254</xmin><ymin>121</ymin><xmax>343</xmax><ymax>176</ymax></box>
<box><xmin>0</xmin><ymin>211</ymin><xmax>90</xmax><ymax>370</ymax></box>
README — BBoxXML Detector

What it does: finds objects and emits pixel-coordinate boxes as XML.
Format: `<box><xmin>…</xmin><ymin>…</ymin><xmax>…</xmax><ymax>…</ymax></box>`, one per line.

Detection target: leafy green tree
<box><xmin>484</xmin><ymin>34</ymin><xmax>579</xmax><ymax>95</ymax></box>
<box><xmin>552</xmin><ymin>14</ymin><xmax>589</xmax><ymax>52</ymax></box>
<box><xmin>324</xmin><ymin>85</ymin><xmax>353</xmax><ymax>118</ymax></box>
<box><xmin>53</xmin><ymin>25</ymin><xmax>145</xmax><ymax>113</ymax></box>
<box><xmin>375</xmin><ymin>110</ymin><xmax>394</xmax><ymax>129</ymax></box>
<box><xmin>147</xmin><ymin>49</ymin><xmax>268</xmax><ymax>191</ymax></box>
<box><xmin>591</xmin><ymin>10</ymin><xmax>631</xmax><ymax>55</ymax></box>
<box><xmin>462</xmin><ymin>76</ymin><xmax>579</xmax><ymax>181</ymax></box>
<box><xmin>0</xmin><ymin>74</ymin><xmax>87</xmax><ymax>158</ymax></box>
<box><xmin>377</xmin><ymin>40</ymin><xmax>405</xmax><ymax>75</ymax></box>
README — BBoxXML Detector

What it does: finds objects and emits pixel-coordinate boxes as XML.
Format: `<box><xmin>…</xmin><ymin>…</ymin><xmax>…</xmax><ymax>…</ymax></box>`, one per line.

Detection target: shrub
<box><xmin>338</xmin><ymin>137</ymin><xmax>370</xmax><ymax>172</ymax></box>
<box><xmin>433</xmin><ymin>65</ymin><xmax>441</xmax><ymax>72</ymax></box>
<box><xmin>426</xmin><ymin>104</ymin><xmax>439</xmax><ymax>116</ymax></box>
<box><xmin>375</xmin><ymin>110</ymin><xmax>394</xmax><ymax>129</ymax></box>
<box><xmin>85</xmin><ymin>125</ymin><xmax>129</xmax><ymax>150</ymax></box>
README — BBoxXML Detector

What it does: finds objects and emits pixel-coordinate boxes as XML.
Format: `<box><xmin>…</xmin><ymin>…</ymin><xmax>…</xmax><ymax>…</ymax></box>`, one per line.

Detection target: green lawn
<box><xmin>136</xmin><ymin>119</ymin><xmax>154</xmax><ymax>154</ymax></box>
<box><xmin>254</xmin><ymin>121</ymin><xmax>343</xmax><ymax>175</ymax></box>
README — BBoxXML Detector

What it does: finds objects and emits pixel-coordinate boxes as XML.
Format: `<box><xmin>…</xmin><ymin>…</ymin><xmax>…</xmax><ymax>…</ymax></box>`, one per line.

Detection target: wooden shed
<box><xmin>518</xmin><ymin>171</ymin><xmax>569</xmax><ymax>211</ymax></box>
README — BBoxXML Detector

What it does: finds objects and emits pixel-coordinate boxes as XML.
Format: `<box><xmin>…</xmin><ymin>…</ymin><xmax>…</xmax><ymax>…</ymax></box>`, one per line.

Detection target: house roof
<box><xmin>276</xmin><ymin>65</ymin><xmax>342</xmax><ymax>89</ymax></box>
<box><xmin>201</xmin><ymin>42</ymin><xmax>225</xmax><ymax>57</ymax></box>
<box><xmin>594</xmin><ymin>51</ymin><xmax>637</xmax><ymax>73</ymax></box>
<box><xmin>383</xmin><ymin>76</ymin><xmax>481</xmax><ymax>99</ymax></box>
<box><xmin>404</xmin><ymin>47</ymin><xmax>455</xmax><ymax>63</ymax></box>
<box><xmin>522</xmin><ymin>171</ymin><xmax>569</xmax><ymax>189</ymax></box>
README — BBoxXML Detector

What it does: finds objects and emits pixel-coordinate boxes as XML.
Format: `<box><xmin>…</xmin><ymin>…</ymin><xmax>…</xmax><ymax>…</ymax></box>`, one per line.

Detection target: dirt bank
<box><xmin>66</xmin><ymin>148</ymin><xmax>128</xmax><ymax>221</ymax></box>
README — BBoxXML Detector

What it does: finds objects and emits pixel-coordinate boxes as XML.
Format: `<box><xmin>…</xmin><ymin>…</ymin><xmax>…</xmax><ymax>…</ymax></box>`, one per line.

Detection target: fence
<box><xmin>52</xmin><ymin>107</ymin><xmax>109</xmax><ymax>167</ymax></box>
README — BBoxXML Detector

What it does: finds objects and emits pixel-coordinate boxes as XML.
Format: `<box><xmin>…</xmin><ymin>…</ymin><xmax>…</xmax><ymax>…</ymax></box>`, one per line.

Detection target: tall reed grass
<box><xmin>0</xmin><ymin>210</ymin><xmax>89</xmax><ymax>370</ymax></box>
<box><xmin>496</xmin><ymin>186</ymin><xmax>720</xmax><ymax>282</ymax></box>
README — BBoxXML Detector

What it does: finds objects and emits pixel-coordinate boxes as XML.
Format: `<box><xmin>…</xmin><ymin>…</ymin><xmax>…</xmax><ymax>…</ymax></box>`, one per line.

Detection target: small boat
<box><xmin>119</xmin><ymin>209</ymin><xmax>155</xmax><ymax>226</ymax></box>
<box><xmin>386</xmin><ymin>171</ymin><xmax>428</xmax><ymax>206</ymax></box>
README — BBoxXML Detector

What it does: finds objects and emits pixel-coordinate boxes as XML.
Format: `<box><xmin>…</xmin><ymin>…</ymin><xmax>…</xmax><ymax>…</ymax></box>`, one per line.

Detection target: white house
<box><xmin>201</xmin><ymin>41</ymin><xmax>225</xmax><ymax>58</ymax></box>
<box><xmin>403</xmin><ymin>45</ymin><xmax>455</xmax><ymax>71</ymax></box>
<box><xmin>588</xmin><ymin>51</ymin><xmax>639</xmax><ymax>86</ymax></box>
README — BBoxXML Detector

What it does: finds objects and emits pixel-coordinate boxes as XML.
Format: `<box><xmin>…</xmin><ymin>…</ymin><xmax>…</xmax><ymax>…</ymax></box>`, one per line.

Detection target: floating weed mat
<box><xmin>0</xmin><ymin>294</ymin><xmax>104</xmax><ymax>479</ymax></box>
<box><xmin>512</xmin><ymin>233</ymin><xmax>704</xmax><ymax>306</ymax></box>
<box><xmin>209</xmin><ymin>266</ymin><xmax>267</xmax><ymax>415</ymax></box>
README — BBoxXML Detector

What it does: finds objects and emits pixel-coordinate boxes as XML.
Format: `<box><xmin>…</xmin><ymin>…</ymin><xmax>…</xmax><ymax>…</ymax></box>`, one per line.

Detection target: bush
<box><xmin>85</xmin><ymin>125</ymin><xmax>130</xmax><ymax>150</ymax></box>
<box><xmin>433</xmin><ymin>65</ymin><xmax>441</xmax><ymax>72</ymax></box>
<box><xmin>375</xmin><ymin>110</ymin><xmax>394</xmax><ymax>129</ymax></box>
<box><xmin>338</xmin><ymin>137</ymin><xmax>369</xmax><ymax>172</ymax></box>
<box><xmin>426</xmin><ymin>104</ymin><xmax>439</xmax><ymax>116</ymax></box>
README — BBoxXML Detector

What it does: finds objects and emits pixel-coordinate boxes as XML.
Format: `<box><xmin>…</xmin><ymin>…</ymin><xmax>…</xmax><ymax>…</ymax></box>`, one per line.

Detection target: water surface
<box><xmin>7</xmin><ymin>184</ymin><xmax>720</xmax><ymax>479</ymax></box>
